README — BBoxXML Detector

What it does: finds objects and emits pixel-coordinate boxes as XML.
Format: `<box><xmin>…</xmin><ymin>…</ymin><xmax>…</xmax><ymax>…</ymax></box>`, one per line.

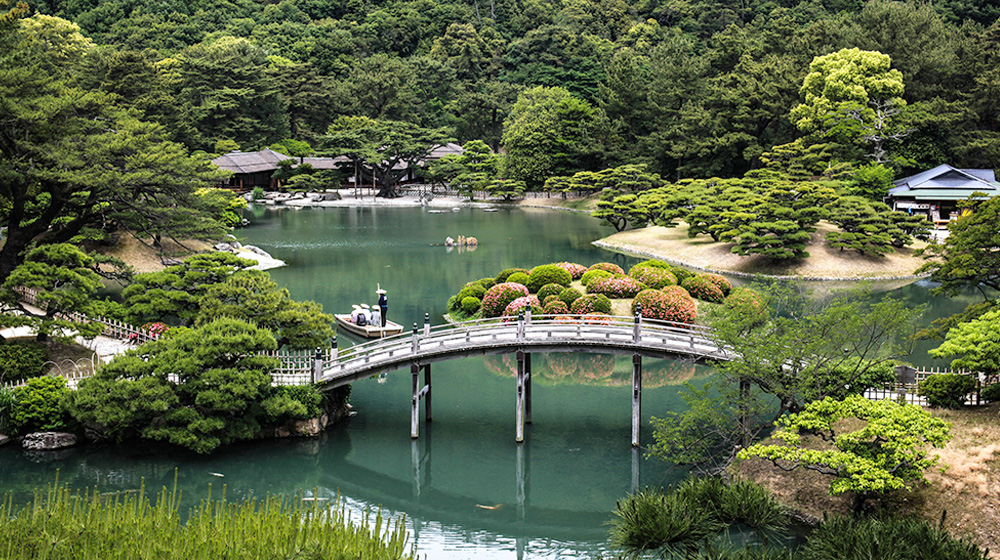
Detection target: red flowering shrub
<box><xmin>581</xmin><ymin>269</ymin><xmax>613</xmax><ymax>287</ymax></box>
<box><xmin>503</xmin><ymin>295</ymin><xmax>544</xmax><ymax>319</ymax></box>
<box><xmin>554</xmin><ymin>262</ymin><xmax>588</xmax><ymax>280</ymax></box>
<box><xmin>495</xmin><ymin>268</ymin><xmax>530</xmax><ymax>283</ymax></box>
<box><xmin>586</xmin><ymin>262</ymin><xmax>625</xmax><ymax>275</ymax></box>
<box><xmin>526</xmin><ymin>264</ymin><xmax>572</xmax><ymax>292</ymax></box>
<box><xmin>631</xmin><ymin>289</ymin><xmax>696</xmax><ymax>323</ymax></box>
<box><xmin>140</xmin><ymin>322</ymin><xmax>169</xmax><ymax>338</ymax></box>
<box><xmin>701</xmin><ymin>273</ymin><xmax>732</xmax><ymax>296</ymax></box>
<box><xmin>543</xmin><ymin>294</ymin><xmax>561</xmax><ymax>306</ymax></box>
<box><xmin>662</xmin><ymin>285</ymin><xmax>691</xmax><ymax>299</ymax></box>
<box><xmin>559</xmin><ymin>287</ymin><xmax>582</xmax><ymax>306</ymax></box>
<box><xmin>628</xmin><ymin>265</ymin><xmax>677</xmax><ymax>289</ymax></box>
<box><xmin>724</xmin><ymin>287</ymin><xmax>768</xmax><ymax>324</ymax></box>
<box><xmin>681</xmin><ymin>275</ymin><xmax>725</xmax><ymax>303</ymax></box>
<box><xmin>543</xmin><ymin>300</ymin><xmax>570</xmax><ymax>315</ymax></box>
<box><xmin>481</xmin><ymin>282</ymin><xmax>530</xmax><ymax>317</ymax></box>
<box><xmin>570</xmin><ymin>293</ymin><xmax>612</xmax><ymax>314</ymax></box>
<box><xmin>537</xmin><ymin>283</ymin><xmax>565</xmax><ymax>301</ymax></box>
<box><xmin>587</xmin><ymin>274</ymin><xmax>647</xmax><ymax>298</ymax></box>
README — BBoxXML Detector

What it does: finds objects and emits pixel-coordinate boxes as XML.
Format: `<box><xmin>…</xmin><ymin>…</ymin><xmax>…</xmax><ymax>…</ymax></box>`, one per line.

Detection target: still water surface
<box><xmin>0</xmin><ymin>205</ymin><xmax>965</xmax><ymax>558</ymax></box>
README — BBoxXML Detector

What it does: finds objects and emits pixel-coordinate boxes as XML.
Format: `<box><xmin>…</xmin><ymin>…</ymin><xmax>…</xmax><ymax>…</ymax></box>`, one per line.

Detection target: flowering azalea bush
<box><xmin>537</xmin><ymin>282</ymin><xmax>566</xmax><ymax>301</ymax></box>
<box><xmin>581</xmin><ymin>269</ymin><xmax>613</xmax><ymax>287</ymax></box>
<box><xmin>141</xmin><ymin>322</ymin><xmax>169</xmax><ymax>338</ymax></box>
<box><xmin>543</xmin><ymin>294</ymin><xmax>561</xmax><ymax>306</ymax></box>
<box><xmin>588</xmin><ymin>274</ymin><xmax>647</xmax><ymax>298</ymax></box>
<box><xmin>681</xmin><ymin>275</ymin><xmax>725</xmax><ymax>303</ymax></box>
<box><xmin>587</xmin><ymin>262</ymin><xmax>625</xmax><ymax>275</ymax></box>
<box><xmin>559</xmin><ymin>287</ymin><xmax>582</xmax><ymax>307</ymax></box>
<box><xmin>481</xmin><ymin>282</ymin><xmax>530</xmax><ymax>317</ymax></box>
<box><xmin>631</xmin><ymin>289</ymin><xmax>696</xmax><ymax>323</ymax></box>
<box><xmin>701</xmin><ymin>273</ymin><xmax>732</xmax><ymax>296</ymax></box>
<box><xmin>628</xmin><ymin>265</ymin><xmax>677</xmax><ymax>289</ymax></box>
<box><xmin>543</xmin><ymin>300</ymin><xmax>570</xmax><ymax>315</ymax></box>
<box><xmin>724</xmin><ymin>287</ymin><xmax>767</xmax><ymax>324</ymax></box>
<box><xmin>554</xmin><ymin>262</ymin><xmax>588</xmax><ymax>280</ymax></box>
<box><xmin>503</xmin><ymin>295</ymin><xmax>544</xmax><ymax>319</ymax></box>
<box><xmin>526</xmin><ymin>264</ymin><xmax>572</xmax><ymax>292</ymax></box>
<box><xmin>570</xmin><ymin>294</ymin><xmax>612</xmax><ymax>314</ymax></box>
<box><xmin>662</xmin><ymin>285</ymin><xmax>691</xmax><ymax>299</ymax></box>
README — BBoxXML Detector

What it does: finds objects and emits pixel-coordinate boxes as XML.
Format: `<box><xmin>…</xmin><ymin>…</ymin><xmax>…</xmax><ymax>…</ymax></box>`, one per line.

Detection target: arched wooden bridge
<box><xmin>314</xmin><ymin>313</ymin><xmax>731</xmax><ymax>446</ymax></box>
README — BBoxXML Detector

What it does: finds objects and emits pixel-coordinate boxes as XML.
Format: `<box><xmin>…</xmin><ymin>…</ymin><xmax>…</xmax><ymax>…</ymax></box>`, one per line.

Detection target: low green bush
<box><xmin>495</xmin><ymin>268</ymin><xmax>529</xmax><ymax>283</ymax></box>
<box><xmin>628</xmin><ymin>265</ymin><xmax>677</xmax><ymax>289</ymax></box>
<box><xmin>570</xmin><ymin>294</ymin><xmax>612</xmax><ymax>314</ymax></box>
<box><xmin>980</xmin><ymin>382</ymin><xmax>1000</xmax><ymax>403</ymax></box>
<box><xmin>506</xmin><ymin>272</ymin><xmax>529</xmax><ymax>285</ymax></box>
<box><xmin>581</xmin><ymin>269</ymin><xmax>612</xmax><ymax>287</ymax></box>
<box><xmin>474</xmin><ymin>277</ymin><xmax>495</xmax><ymax>290</ymax></box>
<box><xmin>0</xmin><ymin>387</ymin><xmax>15</xmax><ymax>435</ymax></box>
<box><xmin>537</xmin><ymin>283</ymin><xmax>565</xmax><ymax>301</ymax></box>
<box><xmin>526</xmin><ymin>264</ymin><xmax>572</xmax><ymax>292</ymax></box>
<box><xmin>670</xmin><ymin>265</ymin><xmax>694</xmax><ymax>283</ymax></box>
<box><xmin>0</xmin><ymin>341</ymin><xmax>50</xmax><ymax>384</ymax></box>
<box><xmin>701</xmin><ymin>273</ymin><xmax>732</xmax><ymax>296</ymax></box>
<box><xmin>586</xmin><ymin>262</ymin><xmax>625</xmax><ymax>275</ymax></box>
<box><xmin>457</xmin><ymin>283</ymin><xmax>486</xmax><ymax>301</ymax></box>
<box><xmin>559</xmin><ymin>287</ymin><xmax>582</xmax><ymax>307</ymax></box>
<box><xmin>918</xmin><ymin>373</ymin><xmax>976</xmax><ymax>408</ymax></box>
<box><xmin>634</xmin><ymin>259</ymin><xmax>672</xmax><ymax>269</ymax></box>
<box><xmin>461</xmin><ymin>296</ymin><xmax>481</xmax><ymax>314</ymax></box>
<box><xmin>251</xmin><ymin>186</ymin><xmax>265</xmax><ymax>200</ymax></box>
<box><xmin>11</xmin><ymin>376</ymin><xmax>70</xmax><ymax>435</ymax></box>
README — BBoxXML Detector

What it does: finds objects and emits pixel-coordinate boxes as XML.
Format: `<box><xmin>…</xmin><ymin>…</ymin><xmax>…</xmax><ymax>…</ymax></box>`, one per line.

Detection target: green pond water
<box><xmin>0</xmin><ymin>205</ymin><xmax>968</xmax><ymax>559</ymax></box>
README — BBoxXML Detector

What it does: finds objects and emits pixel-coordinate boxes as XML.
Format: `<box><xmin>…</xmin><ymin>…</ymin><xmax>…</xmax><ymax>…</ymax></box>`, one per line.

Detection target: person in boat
<box><xmin>350</xmin><ymin>305</ymin><xmax>363</xmax><ymax>324</ymax></box>
<box><xmin>357</xmin><ymin>304</ymin><xmax>370</xmax><ymax>326</ymax></box>
<box><xmin>369</xmin><ymin>305</ymin><xmax>381</xmax><ymax>328</ymax></box>
<box><xmin>377</xmin><ymin>287</ymin><xmax>388</xmax><ymax>327</ymax></box>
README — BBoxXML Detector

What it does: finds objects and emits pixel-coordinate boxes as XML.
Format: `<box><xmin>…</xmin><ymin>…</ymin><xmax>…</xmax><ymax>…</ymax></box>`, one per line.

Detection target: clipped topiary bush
<box><xmin>918</xmin><ymin>373</ymin><xmax>976</xmax><ymax>408</ymax></box>
<box><xmin>11</xmin><ymin>376</ymin><xmax>70</xmax><ymax>435</ymax></box>
<box><xmin>588</xmin><ymin>274</ymin><xmax>647</xmax><ymax>298</ymax></box>
<box><xmin>587</xmin><ymin>262</ymin><xmax>625</xmax><ymax>275</ymax></box>
<box><xmin>681</xmin><ymin>275</ymin><xmax>725</xmax><ymax>303</ymax></box>
<box><xmin>475</xmin><ymin>277</ymin><xmax>496</xmax><ymax>290</ymax></box>
<box><xmin>507</xmin><ymin>272</ymin><xmax>529</xmax><ymax>286</ymax></box>
<box><xmin>628</xmin><ymin>265</ymin><xmax>677</xmax><ymax>289</ymax></box>
<box><xmin>559</xmin><ymin>287</ymin><xmax>583</xmax><ymax>307</ymax></box>
<box><xmin>701</xmin><ymin>273</ymin><xmax>732</xmax><ymax>297</ymax></box>
<box><xmin>537</xmin><ymin>283</ymin><xmax>564</xmax><ymax>301</ymax></box>
<box><xmin>526</xmin><ymin>264</ymin><xmax>572</xmax><ymax>292</ymax></box>
<box><xmin>495</xmin><ymin>268</ymin><xmax>530</xmax><ymax>283</ymax></box>
<box><xmin>457</xmin><ymin>283</ymin><xmax>486</xmax><ymax>301</ymax></box>
<box><xmin>581</xmin><ymin>269</ymin><xmax>613</xmax><ymax>287</ymax></box>
<box><xmin>543</xmin><ymin>300</ymin><xmax>570</xmax><ymax>315</ymax></box>
<box><xmin>0</xmin><ymin>341</ymin><xmax>50</xmax><ymax>384</ymax></box>
<box><xmin>633</xmin><ymin>288</ymin><xmax>696</xmax><ymax>323</ymax></box>
<box><xmin>571</xmin><ymin>294</ymin><xmax>612</xmax><ymax>315</ymax></box>
<box><xmin>503</xmin><ymin>295</ymin><xmax>544</xmax><ymax>318</ymax></box>
<box><xmin>461</xmin><ymin>296</ymin><xmax>482</xmax><ymax>315</ymax></box>
<box><xmin>542</xmin><ymin>294</ymin><xmax>561</xmax><ymax>306</ymax></box>
<box><xmin>554</xmin><ymin>262</ymin><xmax>588</xmax><ymax>280</ymax></box>
<box><xmin>670</xmin><ymin>266</ymin><xmax>694</xmax><ymax>283</ymax></box>
<box><xmin>723</xmin><ymin>287</ymin><xmax>767</xmax><ymax>324</ymax></box>
<box><xmin>481</xmin><ymin>282</ymin><xmax>530</xmax><ymax>317</ymax></box>
<box><xmin>634</xmin><ymin>259</ymin><xmax>672</xmax><ymax>269</ymax></box>
<box><xmin>662</xmin><ymin>285</ymin><xmax>692</xmax><ymax>300</ymax></box>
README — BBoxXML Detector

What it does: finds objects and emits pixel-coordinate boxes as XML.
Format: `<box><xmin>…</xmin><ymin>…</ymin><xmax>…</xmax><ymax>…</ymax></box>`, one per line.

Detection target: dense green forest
<box><xmin>9</xmin><ymin>0</ymin><xmax>1000</xmax><ymax>183</ymax></box>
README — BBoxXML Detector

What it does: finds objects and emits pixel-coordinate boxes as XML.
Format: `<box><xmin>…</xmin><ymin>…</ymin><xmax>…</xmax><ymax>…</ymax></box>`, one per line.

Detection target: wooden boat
<box><xmin>334</xmin><ymin>314</ymin><xmax>404</xmax><ymax>338</ymax></box>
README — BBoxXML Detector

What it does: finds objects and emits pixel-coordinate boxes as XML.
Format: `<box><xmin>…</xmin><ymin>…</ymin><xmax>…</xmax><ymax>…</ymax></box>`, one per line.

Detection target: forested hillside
<box><xmin>9</xmin><ymin>0</ymin><xmax>1000</xmax><ymax>182</ymax></box>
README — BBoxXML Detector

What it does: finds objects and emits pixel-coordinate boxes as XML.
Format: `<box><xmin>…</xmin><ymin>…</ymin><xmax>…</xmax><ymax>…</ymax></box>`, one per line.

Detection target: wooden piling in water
<box><xmin>632</xmin><ymin>353</ymin><xmax>642</xmax><ymax>448</ymax></box>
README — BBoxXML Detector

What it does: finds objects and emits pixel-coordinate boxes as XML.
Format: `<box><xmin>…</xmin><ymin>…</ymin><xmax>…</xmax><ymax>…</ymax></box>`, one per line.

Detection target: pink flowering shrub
<box><xmin>701</xmin><ymin>273</ymin><xmax>732</xmax><ymax>296</ymax></box>
<box><xmin>662</xmin><ymin>285</ymin><xmax>691</xmax><ymax>299</ymax></box>
<box><xmin>537</xmin><ymin>283</ymin><xmax>565</xmax><ymax>301</ymax></box>
<box><xmin>141</xmin><ymin>322</ymin><xmax>169</xmax><ymax>338</ymax></box>
<box><xmin>681</xmin><ymin>275</ymin><xmax>725</xmax><ymax>303</ymax></box>
<box><xmin>586</xmin><ymin>262</ymin><xmax>625</xmax><ymax>275</ymax></box>
<box><xmin>570</xmin><ymin>294</ymin><xmax>612</xmax><ymax>314</ymax></box>
<box><xmin>481</xmin><ymin>282</ymin><xmax>530</xmax><ymax>317</ymax></box>
<box><xmin>543</xmin><ymin>300</ymin><xmax>570</xmax><ymax>315</ymax></box>
<box><xmin>587</xmin><ymin>274</ymin><xmax>647</xmax><ymax>298</ymax></box>
<box><xmin>724</xmin><ymin>287</ymin><xmax>768</xmax><ymax>324</ymax></box>
<box><xmin>636</xmin><ymin>288</ymin><xmax>697</xmax><ymax>323</ymax></box>
<box><xmin>503</xmin><ymin>296</ymin><xmax>544</xmax><ymax>319</ymax></box>
<box><xmin>554</xmin><ymin>262</ymin><xmax>588</xmax><ymax>280</ymax></box>
<box><xmin>628</xmin><ymin>265</ymin><xmax>677</xmax><ymax>289</ymax></box>
<box><xmin>543</xmin><ymin>294</ymin><xmax>561</xmax><ymax>306</ymax></box>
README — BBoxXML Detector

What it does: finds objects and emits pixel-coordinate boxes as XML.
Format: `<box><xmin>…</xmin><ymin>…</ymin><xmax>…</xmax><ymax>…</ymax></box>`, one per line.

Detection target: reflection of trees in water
<box><xmin>482</xmin><ymin>353</ymin><xmax>706</xmax><ymax>388</ymax></box>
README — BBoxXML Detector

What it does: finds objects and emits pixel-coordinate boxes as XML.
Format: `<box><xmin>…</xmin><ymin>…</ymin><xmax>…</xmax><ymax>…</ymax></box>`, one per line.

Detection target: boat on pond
<box><xmin>334</xmin><ymin>314</ymin><xmax>404</xmax><ymax>338</ymax></box>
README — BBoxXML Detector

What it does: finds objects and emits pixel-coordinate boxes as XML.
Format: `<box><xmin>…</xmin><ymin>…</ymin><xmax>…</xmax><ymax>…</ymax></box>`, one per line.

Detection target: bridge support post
<box><xmin>312</xmin><ymin>346</ymin><xmax>323</xmax><ymax>384</ymax></box>
<box><xmin>632</xmin><ymin>353</ymin><xmax>642</xmax><ymax>447</ymax></box>
<box><xmin>516</xmin><ymin>441</ymin><xmax>528</xmax><ymax>520</ymax></box>
<box><xmin>631</xmin><ymin>446</ymin><xmax>641</xmax><ymax>492</ymax></box>
<box><xmin>525</xmin><ymin>352</ymin><xmax>532</xmax><ymax>424</ymax></box>
<box><xmin>411</xmin><ymin>364</ymin><xmax>420</xmax><ymax>439</ymax></box>
<box><xmin>331</xmin><ymin>335</ymin><xmax>338</xmax><ymax>361</ymax></box>
<box><xmin>424</xmin><ymin>313</ymin><xmax>431</xmax><ymax>336</ymax></box>
<box><xmin>516</xmin><ymin>350</ymin><xmax>525</xmax><ymax>443</ymax></box>
<box><xmin>423</xmin><ymin>364</ymin><xmax>432</xmax><ymax>423</ymax></box>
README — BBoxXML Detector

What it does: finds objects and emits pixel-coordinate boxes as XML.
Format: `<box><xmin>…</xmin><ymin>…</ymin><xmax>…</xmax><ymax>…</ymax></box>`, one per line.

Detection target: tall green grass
<box><xmin>0</xmin><ymin>478</ymin><xmax>415</xmax><ymax>560</ymax></box>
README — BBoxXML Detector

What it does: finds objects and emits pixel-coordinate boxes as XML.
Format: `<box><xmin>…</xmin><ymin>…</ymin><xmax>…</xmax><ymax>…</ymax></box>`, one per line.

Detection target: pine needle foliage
<box><xmin>0</xmin><ymin>480</ymin><xmax>416</xmax><ymax>560</ymax></box>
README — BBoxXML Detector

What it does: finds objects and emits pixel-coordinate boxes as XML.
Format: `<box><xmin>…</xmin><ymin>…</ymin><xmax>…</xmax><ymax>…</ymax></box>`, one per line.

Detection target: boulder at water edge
<box><xmin>22</xmin><ymin>432</ymin><xmax>78</xmax><ymax>450</ymax></box>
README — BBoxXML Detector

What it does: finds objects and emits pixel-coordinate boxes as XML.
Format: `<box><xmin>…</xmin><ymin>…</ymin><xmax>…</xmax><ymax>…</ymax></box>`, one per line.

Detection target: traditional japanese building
<box><xmin>886</xmin><ymin>164</ymin><xmax>1000</xmax><ymax>227</ymax></box>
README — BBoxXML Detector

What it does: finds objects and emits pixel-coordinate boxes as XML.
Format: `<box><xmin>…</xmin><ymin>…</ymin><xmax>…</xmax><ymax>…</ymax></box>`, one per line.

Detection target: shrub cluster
<box><xmin>918</xmin><ymin>373</ymin><xmax>976</xmax><ymax>408</ymax></box>
<box><xmin>554</xmin><ymin>262</ymin><xmax>588</xmax><ymax>279</ymax></box>
<box><xmin>681</xmin><ymin>274</ymin><xmax>726</xmax><ymax>303</ymax></box>
<box><xmin>526</xmin><ymin>264</ymin><xmax>572</xmax><ymax>292</ymax></box>
<box><xmin>662</xmin><ymin>285</ymin><xmax>692</xmax><ymax>300</ymax></box>
<box><xmin>10</xmin><ymin>376</ymin><xmax>70</xmax><ymax>435</ymax></box>
<box><xmin>634</xmin><ymin>259</ymin><xmax>672</xmax><ymax>269</ymax></box>
<box><xmin>570</xmin><ymin>294</ymin><xmax>612</xmax><ymax>315</ymax></box>
<box><xmin>457</xmin><ymin>283</ymin><xmax>486</xmax><ymax>301</ymax></box>
<box><xmin>0</xmin><ymin>341</ymin><xmax>50</xmax><ymax>384</ymax></box>
<box><xmin>503</xmin><ymin>295</ymin><xmax>543</xmax><ymax>318</ymax></box>
<box><xmin>544</xmin><ymin>300</ymin><xmax>570</xmax><ymax>315</ymax></box>
<box><xmin>981</xmin><ymin>382</ymin><xmax>1000</xmax><ymax>403</ymax></box>
<box><xmin>559</xmin><ymin>287</ymin><xmax>583</xmax><ymax>307</ymax></box>
<box><xmin>628</xmin><ymin>265</ymin><xmax>677</xmax><ymax>289</ymax></box>
<box><xmin>587</xmin><ymin>262</ymin><xmax>625</xmax><ymax>275</ymax></box>
<box><xmin>461</xmin><ymin>296</ymin><xmax>481</xmax><ymax>314</ymax></box>
<box><xmin>495</xmin><ymin>268</ymin><xmax>529</xmax><ymax>283</ymax></box>
<box><xmin>588</xmin><ymin>274</ymin><xmax>647</xmax><ymax>298</ymax></box>
<box><xmin>723</xmin><ymin>287</ymin><xmax>767</xmax><ymax>323</ymax></box>
<box><xmin>670</xmin><ymin>265</ymin><xmax>694</xmax><ymax>283</ymax></box>
<box><xmin>581</xmin><ymin>269</ymin><xmax>613</xmax><ymax>287</ymax></box>
<box><xmin>633</xmin><ymin>288</ymin><xmax>696</xmax><ymax>323</ymax></box>
<box><xmin>507</xmin><ymin>271</ymin><xmax>529</xmax><ymax>285</ymax></box>
<box><xmin>538</xmin><ymin>283</ymin><xmax>563</xmax><ymax>301</ymax></box>
<box><xmin>700</xmin><ymin>273</ymin><xmax>732</xmax><ymax>296</ymax></box>
<box><xmin>481</xmin><ymin>282</ymin><xmax>530</xmax><ymax>317</ymax></box>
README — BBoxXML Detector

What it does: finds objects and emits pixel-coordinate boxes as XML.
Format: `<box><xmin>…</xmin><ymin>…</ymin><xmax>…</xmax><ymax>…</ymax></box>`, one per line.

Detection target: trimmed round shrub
<box><xmin>11</xmin><ymin>376</ymin><xmax>70</xmax><ymax>435</ymax></box>
<box><xmin>543</xmin><ymin>294</ymin><xmax>561</xmax><ymax>306</ymax></box>
<box><xmin>457</xmin><ymin>283</ymin><xmax>486</xmax><ymax>301</ymax></box>
<box><xmin>571</xmin><ymin>294</ymin><xmax>612</xmax><ymax>314</ymax></box>
<box><xmin>481</xmin><ymin>282</ymin><xmax>530</xmax><ymax>317</ymax></box>
<box><xmin>662</xmin><ymin>285</ymin><xmax>691</xmax><ymax>299</ymax></box>
<box><xmin>588</xmin><ymin>274</ymin><xmax>647</xmax><ymax>298</ymax></box>
<box><xmin>724</xmin><ymin>287</ymin><xmax>767</xmax><ymax>323</ymax></box>
<box><xmin>554</xmin><ymin>262</ymin><xmax>588</xmax><ymax>280</ymax></box>
<box><xmin>475</xmin><ymin>277</ymin><xmax>496</xmax><ymax>290</ymax></box>
<box><xmin>507</xmin><ymin>272</ymin><xmax>529</xmax><ymax>286</ymax></box>
<box><xmin>526</xmin><ymin>264</ymin><xmax>572</xmax><ymax>292</ymax></box>
<box><xmin>628</xmin><ymin>265</ymin><xmax>677</xmax><ymax>289</ymax></box>
<box><xmin>670</xmin><ymin>266</ymin><xmax>694</xmax><ymax>283</ymax></box>
<box><xmin>537</xmin><ymin>283</ymin><xmax>564</xmax><ymax>301</ymax></box>
<box><xmin>461</xmin><ymin>296</ymin><xmax>481</xmax><ymax>314</ymax></box>
<box><xmin>559</xmin><ymin>287</ymin><xmax>583</xmax><ymax>307</ymax></box>
<box><xmin>543</xmin><ymin>300</ymin><xmax>570</xmax><ymax>315</ymax></box>
<box><xmin>503</xmin><ymin>295</ymin><xmax>544</xmax><ymax>318</ymax></box>
<box><xmin>701</xmin><ymin>273</ymin><xmax>732</xmax><ymax>296</ymax></box>
<box><xmin>634</xmin><ymin>259</ymin><xmax>672</xmax><ymax>269</ymax></box>
<box><xmin>581</xmin><ymin>269</ymin><xmax>613</xmax><ymax>287</ymax></box>
<box><xmin>0</xmin><ymin>341</ymin><xmax>50</xmax><ymax>384</ymax></box>
<box><xmin>918</xmin><ymin>373</ymin><xmax>976</xmax><ymax>408</ymax></box>
<box><xmin>681</xmin><ymin>275</ymin><xmax>725</xmax><ymax>303</ymax></box>
<box><xmin>495</xmin><ymin>268</ymin><xmax>529</xmax><ymax>283</ymax></box>
<box><xmin>632</xmin><ymin>288</ymin><xmax>697</xmax><ymax>323</ymax></box>
<box><xmin>587</xmin><ymin>262</ymin><xmax>625</xmax><ymax>275</ymax></box>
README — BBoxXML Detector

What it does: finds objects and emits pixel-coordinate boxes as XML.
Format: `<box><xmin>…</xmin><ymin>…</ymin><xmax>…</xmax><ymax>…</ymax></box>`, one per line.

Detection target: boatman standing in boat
<box><xmin>377</xmin><ymin>285</ymin><xmax>388</xmax><ymax>327</ymax></box>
